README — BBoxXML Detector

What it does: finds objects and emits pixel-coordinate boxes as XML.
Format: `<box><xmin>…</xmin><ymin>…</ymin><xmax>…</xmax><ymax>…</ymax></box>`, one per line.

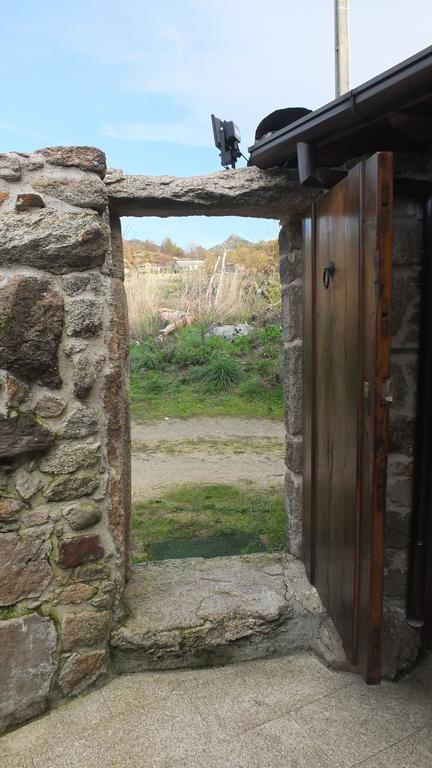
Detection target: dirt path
<box><xmin>131</xmin><ymin>417</ymin><xmax>285</xmax><ymax>500</ymax></box>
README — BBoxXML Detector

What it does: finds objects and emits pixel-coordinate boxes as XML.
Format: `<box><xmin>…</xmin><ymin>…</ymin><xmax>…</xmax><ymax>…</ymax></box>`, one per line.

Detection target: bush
<box><xmin>191</xmin><ymin>355</ymin><xmax>244</xmax><ymax>391</ymax></box>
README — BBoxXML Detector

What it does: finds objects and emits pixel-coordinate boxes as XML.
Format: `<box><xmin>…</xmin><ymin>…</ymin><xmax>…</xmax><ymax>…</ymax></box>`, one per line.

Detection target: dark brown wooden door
<box><xmin>303</xmin><ymin>153</ymin><xmax>393</xmax><ymax>684</ymax></box>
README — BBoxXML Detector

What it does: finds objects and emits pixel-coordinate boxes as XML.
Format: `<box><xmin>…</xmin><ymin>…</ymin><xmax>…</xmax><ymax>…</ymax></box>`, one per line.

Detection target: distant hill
<box><xmin>122</xmin><ymin>234</ymin><xmax>278</xmax><ymax>274</ymax></box>
<box><xmin>209</xmin><ymin>234</ymin><xmax>253</xmax><ymax>254</ymax></box>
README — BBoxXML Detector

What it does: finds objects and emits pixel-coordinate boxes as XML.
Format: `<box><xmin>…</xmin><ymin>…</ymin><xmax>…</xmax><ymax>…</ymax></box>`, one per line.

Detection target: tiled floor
<box><xmin>0</xmin><ymin>652</ymin><xmax>431</xmax><ymax>768</ymax></box>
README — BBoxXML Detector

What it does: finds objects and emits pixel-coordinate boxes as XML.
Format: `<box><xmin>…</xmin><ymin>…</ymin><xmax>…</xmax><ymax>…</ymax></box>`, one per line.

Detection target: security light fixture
<box><xmin>211</xmin><ymin>114</ymin><xmax>242</xmax><ymax>169</ymax></box>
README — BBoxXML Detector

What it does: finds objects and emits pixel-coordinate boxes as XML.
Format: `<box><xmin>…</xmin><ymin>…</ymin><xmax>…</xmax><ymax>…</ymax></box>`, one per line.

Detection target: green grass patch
<box><xmin>130</xmin><ymin>323</ymin><xmax>284</xmax><ymax>421</ymax></box>
<box><xmin>132</xmin><ymin>436</ymin><xmax>284</xmax><ymax>456</ymax></box>
<box><xmin>131</xmin><ymin>483</ymin><xmax>285</xmax><ymax>563</ymax></box>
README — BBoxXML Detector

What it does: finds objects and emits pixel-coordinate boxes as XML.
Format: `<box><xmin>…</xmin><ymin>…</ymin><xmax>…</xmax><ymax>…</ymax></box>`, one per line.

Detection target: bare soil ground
<box><xmin>131</xmin><ymin>417</ymin><xmax>285</xmax><ymax>500</ymax></box>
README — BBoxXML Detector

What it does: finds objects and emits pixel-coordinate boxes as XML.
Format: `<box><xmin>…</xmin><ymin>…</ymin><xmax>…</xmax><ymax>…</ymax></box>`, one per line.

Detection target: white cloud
<box><xmin>100</xmin><ymin>120</ymin><xmax>212</xmax><ymax>146</ymax></box>
<box><xmin>37</xmin><ymin>0</ymin><xmax>432</xmax><ymax>150</ymax></box>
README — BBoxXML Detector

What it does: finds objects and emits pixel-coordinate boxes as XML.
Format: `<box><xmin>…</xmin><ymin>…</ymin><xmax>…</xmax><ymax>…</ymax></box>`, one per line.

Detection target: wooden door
<box><xmin>303</xmin><ymin>153</ymin><xmax>393</xmax><ymax>684</ymax></box>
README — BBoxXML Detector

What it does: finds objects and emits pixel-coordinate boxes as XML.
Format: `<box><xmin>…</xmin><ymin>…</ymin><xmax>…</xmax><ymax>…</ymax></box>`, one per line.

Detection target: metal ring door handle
<box><xmin>323</xmin><ymin>261</ymin><xmax>335</xmax><ymax>289</ymax></box>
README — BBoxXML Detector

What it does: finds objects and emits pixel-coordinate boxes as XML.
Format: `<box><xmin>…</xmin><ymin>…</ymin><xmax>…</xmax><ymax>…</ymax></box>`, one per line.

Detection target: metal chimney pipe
<box><xmin>335</xmin><ymin>0</ymin><xmax>350</xmax><ymax>96</ymax></box>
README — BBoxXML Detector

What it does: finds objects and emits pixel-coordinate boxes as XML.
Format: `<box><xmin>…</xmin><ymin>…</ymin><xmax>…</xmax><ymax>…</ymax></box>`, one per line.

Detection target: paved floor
<box><xmin>1</xmin><ymin>652</ymin><xmax>431</xmax><ymax>768</ymax></box>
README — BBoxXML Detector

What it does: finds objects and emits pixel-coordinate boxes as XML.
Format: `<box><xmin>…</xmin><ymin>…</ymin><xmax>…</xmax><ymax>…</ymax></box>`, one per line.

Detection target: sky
<box><xmin>2</xmin><ymin>0</ymin><xmax>432</xmax><ymax>248</ymax></box>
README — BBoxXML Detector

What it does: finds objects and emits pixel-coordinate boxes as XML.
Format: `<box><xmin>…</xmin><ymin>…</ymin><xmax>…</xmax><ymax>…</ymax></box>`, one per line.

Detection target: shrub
<box><xmin>191</xmin><ymin>355</ymin><xmax>244</xmax><ymax>391</ymax></box>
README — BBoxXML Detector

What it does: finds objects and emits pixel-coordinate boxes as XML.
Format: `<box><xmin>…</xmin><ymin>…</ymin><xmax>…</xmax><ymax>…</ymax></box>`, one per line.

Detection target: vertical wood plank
<box><xmin>356</xmin><ymin>152</ymin><xmax>393</xmax><ymax>683</ymax></box>
<box><xmin>302</xmin><ymin>211</ymin><xmax>315</xmax><ymax>581</ymax></box>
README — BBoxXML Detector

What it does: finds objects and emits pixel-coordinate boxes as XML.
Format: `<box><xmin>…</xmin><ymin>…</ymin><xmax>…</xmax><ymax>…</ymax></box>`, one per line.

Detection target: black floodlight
<box><xmin>211</xmin><ymin>114</ymin><xmax>242</xmax><ymax>169</ymax></box>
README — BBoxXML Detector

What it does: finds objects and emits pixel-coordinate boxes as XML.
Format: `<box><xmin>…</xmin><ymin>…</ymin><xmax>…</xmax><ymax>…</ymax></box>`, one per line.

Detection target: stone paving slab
<box><xmin>0</xmin><ymin>653</ymin><xmax>431</xmax><ymax>768</ymax></box>
<box><xmin>111</xmin><ymin>554</ymin><xmax>346</xmax><ymax>672</ymax></box>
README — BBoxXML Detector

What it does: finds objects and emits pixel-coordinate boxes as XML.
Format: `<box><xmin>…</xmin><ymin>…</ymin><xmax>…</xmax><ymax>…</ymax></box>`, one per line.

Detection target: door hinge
<box><xmin>381</xmin><ymin>378</ymin><xmax>393</xmax><ymax>405</ymax></box>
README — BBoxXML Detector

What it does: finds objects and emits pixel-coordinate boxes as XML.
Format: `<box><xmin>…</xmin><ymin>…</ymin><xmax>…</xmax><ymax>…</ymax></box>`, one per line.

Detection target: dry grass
<box><xmin>125</xmin><ymin>270</ymin><xmax>266</xmax><ymax>340</ymax></box>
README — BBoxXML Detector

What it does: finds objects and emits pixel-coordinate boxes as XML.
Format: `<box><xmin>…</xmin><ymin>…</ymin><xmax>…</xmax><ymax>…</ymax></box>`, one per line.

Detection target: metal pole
<box><xmin>335</xmin><ymin>0</ymin><xmax>350</xmax><ymax>97</ymax></box>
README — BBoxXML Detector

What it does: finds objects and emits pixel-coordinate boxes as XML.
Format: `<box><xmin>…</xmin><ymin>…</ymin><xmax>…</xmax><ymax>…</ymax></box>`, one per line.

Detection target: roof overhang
<box><xmin>249</xmin><ymin>45</ymin><xmax>432</xmax><ymax>171</ymax></box>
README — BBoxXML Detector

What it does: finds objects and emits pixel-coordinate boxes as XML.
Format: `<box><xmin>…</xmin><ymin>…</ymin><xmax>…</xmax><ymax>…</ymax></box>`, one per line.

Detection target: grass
<box><xmin>130</xmin><ymin>323</ymin><xmax>284</xmax><ymax>421</ymax></box>
<box><xmin>131</xmin><ymin>483</ymin><xmax>285</xmax><ymax>563</ymax></box>
<box><xmin>132</xmin><ymin>436</ymin><xmax>284</xmax><ymax>456</ymax></box>
<box><xmin>125</xmin><ymin>269</ymin><xmax>276</xmax><ymax>339</ymax></box>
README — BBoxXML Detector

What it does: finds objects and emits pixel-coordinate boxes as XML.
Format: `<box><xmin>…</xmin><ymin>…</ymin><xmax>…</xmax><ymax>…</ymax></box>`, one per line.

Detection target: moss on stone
<box><xmin>0</xmin><ymin>606</ymin><xmax>32</xmax><ymax>621</ymax></box>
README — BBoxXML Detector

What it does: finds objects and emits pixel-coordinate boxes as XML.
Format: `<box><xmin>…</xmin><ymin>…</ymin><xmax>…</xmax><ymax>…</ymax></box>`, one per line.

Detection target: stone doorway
<box><xmin>106</xmin><ymin>170</ymin><xmax>342</xmax><ymax>673</ymax></box>
<box><xmin>0</xmin><ymin>146</ymin><xmax>329</xmax><ymax>735</ymax></box>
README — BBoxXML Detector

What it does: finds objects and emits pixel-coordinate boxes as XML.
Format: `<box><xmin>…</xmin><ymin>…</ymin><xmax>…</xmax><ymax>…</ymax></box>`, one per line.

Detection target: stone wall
<box><xmin>0</xmin><ymin>147</ymin><xmax>130</xmax><ymax>733</ymax></box>
<box><xmin>279</xmin><ymin>217</ymin><xmax>303</xmax><ymax>559</ymax></box>
<box><xmin>381</xmin><ymin>190</ymin><xmax>423</xmax><ymax>675</ymax></box>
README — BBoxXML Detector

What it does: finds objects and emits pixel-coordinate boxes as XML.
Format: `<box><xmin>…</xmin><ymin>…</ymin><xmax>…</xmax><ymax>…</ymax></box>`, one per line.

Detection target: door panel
<box><xmin>302</xmin><ymin>153</ymin><xmax>393</xmax><ymax>683</ymax></box>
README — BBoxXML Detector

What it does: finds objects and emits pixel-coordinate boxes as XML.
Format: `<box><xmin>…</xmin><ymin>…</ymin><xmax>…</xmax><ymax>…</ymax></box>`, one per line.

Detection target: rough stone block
<box><xmin>0</xmin><ymin>411</ymin><xmax>54</xmax><ymax>459</ymax></box>
<box><xmin>43</xmin><ymin>471</ymin><xmax>100</xmax><ymax>502</ymax></box>
<box><xmin>391</xmin><ymin>360</ymin><xmax>409</xmax><ymax>412</ymax></box>
<box><xmin>281</xmin><ymin>280</ymin><xmax>302</xmax><ymax>342</ymax></box>
<box><xmin>103</xmin><ymin>279</ymin><xmax>131</xmax><ymax>586</ymax></box>
<box><xmin>285</xmin><ymin>470</ymin><xmax>303</xmax><ymax>558</ymax></box>
<box><xmin>285</xmin><ymin>434</ymin><xmax>303</xmax><ymax>474</ymax></box>
<box><xmin>4</xmin><ymin>373</ymin><xmax>30</xmax><ymax>407</ymax></box>
<box><xmin>111</xmin><ymin>555</ymin><xmax>349</xmax><ymax>674</ymax></box>
<box><xmin>62</xmin><ymin>501</ymin><xmax>101</xmax><ymax>531</ymax></box>
<box><xmin>15</xmin><ymin>467</ymin><xmax>43</xmax><ymax>500</ymax></box>
<box><xmin>32</xmin><ymin>173</ymin><xmax>108</xmax><ymax>212</ymax></box>
<box><xmin>91</xmin><ymin>594</ymin><xmax>112</xmax><ymax>610</ymax></box>
<box><xmin>59</xmin><ymin>649</ymin><xmax>107</xmax><ymax>696</ymax></box>
<box><xmin>65</xmin><ymin>299</ymin><xmax>103</xmax><ymax>337</ymax></box>
<box><xmin>0</xmin><ymin>499</ymin><xmax>23</xmax><ymax>528</ymax></box>
<box><xmin>386</xmin><ymin>474</ymin><xmax>413</xmax><ymax>508</ymax></box>
<box><xmin>64</xmin><ymin>340</ymin><xmax>89</xmax><ymax>356</ymax></box>
<box><xmin>15</xmin><ymin>193</ymin><xmax>45</xmax><ymax>211</ymax></box>
<box><xmin>36</xmin><ymin>146</ymin><xmax>107</xmax><ymax>177</ymax></box>
<box><xmin>0</xmin><ymin>210</ymin><xmax>109</xmax><ymax>273</ymax></box>
<box><xmin>61</xmin><ymin>610</ymin><xmax>111</xmax><ymax>651</ymax></box>
<box><xmin>39</xmin><ymin>441</ymin><xmax>101</xmax><ymax>475</ymax></box>
<box><xmin>279</xmin><ymin>218</ymin><xmax>302</xmax><ymax>256</ymax></box>
<box><xmin>392</xmin><ymin>213</ymin><xmax>422</xmax><ymax>265</ymax></box>
<box><xmin>0</xmin><ymin>191</ymin><xmax>9</xmax><ymax>204</ymax></box>
<box><xmin>283</xmin><ymin>342</ymin><xmax>303</xmax><ymax>436</ymax></box>
<box><xmin>60</xmin><ymin>405</ymin><xmax>99</xmax><ymax>440</ymax></box>
<box><xmin>70</xmin><ymin>561</ymin><xmax>111</xmax><ymax>582</ymax></box>
<box><xmin>57</xmin><ymin>533</ymin><xmax>104</xmax><ymax>568</ymax></box>
<box><xmin>389</xmin><ymin>413</ymin><xmax>416</xmax><ymax>456</ymax></box>
<box><xmin>384</xmin><ymin>549</ymin><xmax>408</xmax><ymax>600</ymax></box>
<box><xmin>0</xmin><ymin>614</ymin><xmax>56</xmax><ymax>733</ymax></box>
<box><xmin>73</xmin><ymin>356</ymin><xmax>96</xmax><ymax>399</ymax></box>
<box><xmin>0</xmin><ymin>528</ymin><xmax>52</xmax><ymax>605</ymax></box>
<box><xmin>62</xmin><ymin>273</ymin><xmax>103</xmax><ymax>296</ymax></box>
<box><xmin>33</xmin><ymin>394</ymin><xmax>67</xmax><ymax>418</ymax></box>
<box><xmin>0</xmin><ymin>152</ymin><xmax>21</xmax><ymax>180</ymax></box>
<box><xmin>381</xmin><ymin>600</ymin><xmax>420</xmax><ymax>678</ymax></box>
<box><xmin>20</xmin><ymin>506</ymin><xmax>51</xmax><ymax>527</ymax></box>
<box><xmin>385</xmin><ymin>505</ymin><xmax>411</xmax><ymax>550</ymax></box>
<box><xmin>0</xmin><ymin>275</ymin><xmax>64</xmax><ymax>386</ymax></box>
<box><xmin>54</xmin><ymin>583</ymin><xmax>97</xmax><ymax>605</ymax></box>
<box><xmin>391</xmin><ymin>268</ymin><xmax>420</xmax><ymax>343</ymax></box>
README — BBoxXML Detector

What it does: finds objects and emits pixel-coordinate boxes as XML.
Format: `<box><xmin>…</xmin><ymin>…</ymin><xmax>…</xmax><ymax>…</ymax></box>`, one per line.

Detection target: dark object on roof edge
<box><xmin>254</xmin><ymin>108</ymin><xmax>312</xmax><ymax>141</ymax></box>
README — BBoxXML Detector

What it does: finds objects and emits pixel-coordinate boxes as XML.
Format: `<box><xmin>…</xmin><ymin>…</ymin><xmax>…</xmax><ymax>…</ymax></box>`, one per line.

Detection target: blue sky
<box><xmin>2</xmin><ymin>1</ymin><xmax>432</xmax><ymax>247</ymax></box>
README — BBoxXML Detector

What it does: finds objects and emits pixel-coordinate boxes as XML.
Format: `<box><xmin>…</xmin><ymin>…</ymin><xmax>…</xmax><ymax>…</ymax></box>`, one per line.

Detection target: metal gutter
<box><xmin>249</xmin><ymin>45</ymin><xmax>432</xmax><ymax>169</ymax></box>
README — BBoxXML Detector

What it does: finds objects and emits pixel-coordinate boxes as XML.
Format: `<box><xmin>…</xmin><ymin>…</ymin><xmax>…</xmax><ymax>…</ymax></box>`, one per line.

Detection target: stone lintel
<box><xmin>105</xmin><ymin>166</ymin><xmax>320</xmax><ymax>219</ymax></box>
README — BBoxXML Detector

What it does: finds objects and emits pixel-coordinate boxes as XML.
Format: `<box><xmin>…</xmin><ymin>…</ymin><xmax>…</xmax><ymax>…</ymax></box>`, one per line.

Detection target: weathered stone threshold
<box><xmin>110</xmin><ymin>553</ymin><xmax>348</xmax><ymax>673</ymax></box>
